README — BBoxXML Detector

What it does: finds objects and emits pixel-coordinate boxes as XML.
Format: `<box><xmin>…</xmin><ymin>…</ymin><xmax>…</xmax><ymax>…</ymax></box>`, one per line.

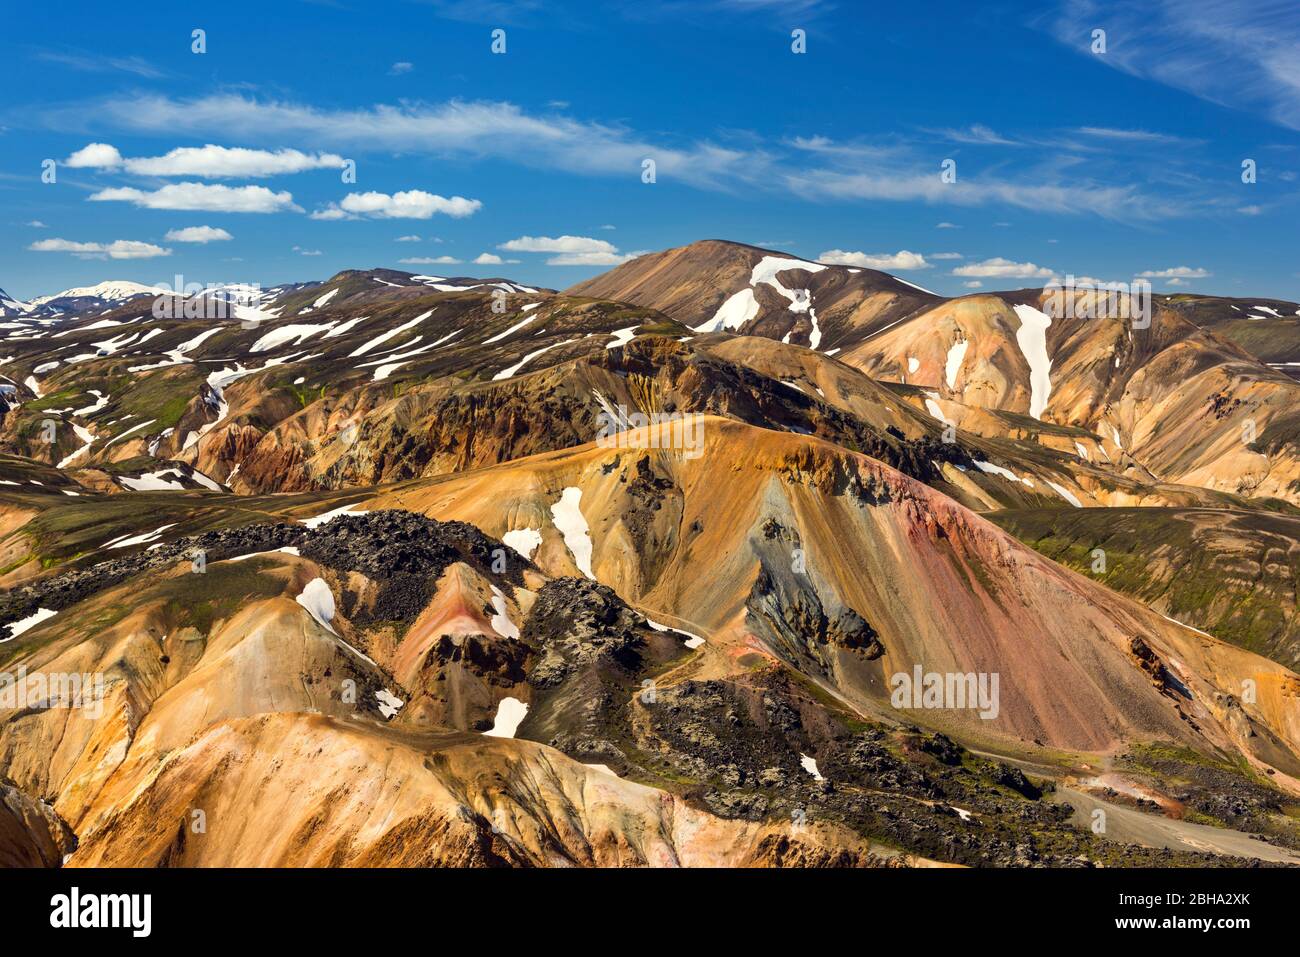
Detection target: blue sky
<box><xmin>2</xmin><ymin>0</ymin><xmax>1297</xmax><ymax>301</ymax></box>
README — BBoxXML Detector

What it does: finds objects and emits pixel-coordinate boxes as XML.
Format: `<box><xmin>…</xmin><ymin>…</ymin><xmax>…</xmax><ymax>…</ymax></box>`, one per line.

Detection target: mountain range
<box><xmin>2</xmin><ymin>240</ymin><xmax>1300</xmax><ymax>868</ymax></box>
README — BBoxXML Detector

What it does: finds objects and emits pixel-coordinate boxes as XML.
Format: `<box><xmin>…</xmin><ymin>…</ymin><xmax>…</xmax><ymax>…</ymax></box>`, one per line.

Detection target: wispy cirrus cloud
<box><xmin>926</xmin><ymin>124</ymin><xmax>1021</xmax><ymax>146</ymax></box>
<box><xmin>38</xmin><ymin>92</ymin><xmax>1199</xmax><ymax>218</ymax></box>
<box><xmin>34</xmin><ymin>48</ymin><xmax>167</xmax><ymax>79</ymax></box>
<box><xmin>1042</xmin><ymin>0</ymin><xmax>1300</xmax><ymax>131</ymax></box>
<box><xmin>74</xmin><ymin>93</ymin><xmax>763</xmax><ymax>192</ymax></box>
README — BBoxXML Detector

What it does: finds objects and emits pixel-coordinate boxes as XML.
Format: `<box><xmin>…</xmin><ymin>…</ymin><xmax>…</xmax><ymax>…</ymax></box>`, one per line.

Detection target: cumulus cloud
<box><xmin>312</xmin><ymin>190</ymin><xmax>481</xmax><ymax>220</ymax></box>
<box><xmin>499</xmin><ymin>235</ymin><xmax>617</xmax><ymax>254</ymax></box>
<box><xmin>63</xmin><ymin>143</ymin><xmax>344</xmax><ymax>177</ymax></box>
<box><xmin>818</xmin><ymin>249</ymin><xmax>930</xmax><ymax>270</ymax></box>
<box><xmin>164</xmin><ymin>225</ymin><xmax>233</xmax><ymax>243</ymax></box>
<box><xmin>496</xmin><ymin>234</ymin><xmax>635</xmax><ymax>265</ymax></box>
<box><xmin>547</xmin><ymin>251</ymin><xmax>637</xmax><ymax>266</ymax></box>
<box><xmin>953</xmin><ymin>257</ymin><xmax>1056</xmax><ymax>279</ymax></box>
<box><xmin>90</xmin><ymin>182</ymin><xmax>299</xmax><ymax>213</ymax></box>
<box><xmin>1136</xmin><ymin>266</ymin><xmax>1211</xmax><ymax>279</ymax></box>
<box><xmin>29</xmin><ymin>237</ymin><xmax>170</xmax><ymax>259</ymax></box>
<box><xmin>125</xmin><ymin>145</ymin><xmax>346</xmax><ymax>178</ymax></box>
<box><xmin>929</xmin><ymin>252</ymin><xmax>963</xmax><ymax>260</ymax></box>
<box><xmin>473</xmin><ymin>252</ymin><xmax>519</xmax><ymax>265</ymax></box>
<box><xmin>64</xmin><ymin>142</ymin><xmax>123</xmax><ymax>168</ymax></box>
<box><xmin>395</xmin><ymin>234</ymin><xmax>422</xmax><ymax>242</ymax></box>
<box><xmin>399</xmin><ymin>256</ymin><xmax>462</xmax><ymax>265</ymax></box>
<box><xmin>962</xmin><ymin>280</ymin><xmax>983</xmax><ymax>288</ymax></box>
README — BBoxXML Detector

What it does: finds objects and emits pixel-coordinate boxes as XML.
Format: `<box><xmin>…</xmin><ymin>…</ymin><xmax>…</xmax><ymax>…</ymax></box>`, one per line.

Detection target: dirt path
<box><xmin>1053</xmin><ymin>786</ymin><xmax>1300</xmax><ymax>865</ymax></box>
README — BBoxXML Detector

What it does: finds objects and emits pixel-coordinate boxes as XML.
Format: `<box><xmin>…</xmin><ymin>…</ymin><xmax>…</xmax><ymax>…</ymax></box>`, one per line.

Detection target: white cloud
<box><xmin>90</xmin><ymin>182</ymin><xmax>299</xmax><ymax>213</ymax></box>
<box><xmin>1237</xmin><ymin>205</ymin><xmax>1262</xmax><ymax>215</ymax></box>
<box><xmin>293</xmin><ymin>246</ymin><xmax>322</xmax><ymax>256</ymax></box>
<box><xmin>547</xmin><ymin>251</ymin><xmax>637</xmax><ymax>266</ymax></box>
<box><xmin>936</xmin><ymin>222</ymin><xmax>961</xmax><ymax>229</ymax></box>
<box><xmin>497</xmin><ymin>234</ymin><xmax>633</xmax><ymax>265</ymax></box>
<box><xmin>389</xmin><ymin>62</ymin><xmax>413</xmax><ymax>75</ymax></box>
<box><xmin>932</xmin><ymin>124</ymin><xmax>1019</xmax><ymax>145</ymax></box>
<box><xmin>1044</xmin><ymin>0</ymin><xmax>1300</xmax><ymax>132</ymax></box>
<box><xmin>395</xmin><ymin>234</ymin><xmax>422</xmax><ymax>242</ymax></box>
<box><xmin>308</xmin><ymin>207</ymin><xmax>350</xmax><ymax>221</ymax></box>
<box><xmin>500</xmin><ymin>235</ymin><xmax>617</xmax><ymax>254</ymax></box>
<box><xmin>125</xmin><ymin>145</ymin><xmax>346</xmax><ymax>178</ymax></box>
<box><xmin>313</xmin><ymin>190</ymin><xmax>481</xmax><ymax>220</ymax></box>
<box><xmin>1074</xmin><ymin>127</ymin><xmax>1193</xmax><ymax>146</ymax></box>
<box><xmin>64</xmin><ymin>142</ymin><xmax>344</xmax><ymax>177</ymax></box>
<box><xmin>1136</xmin><ymin>266</ymin><xmax>1211</xmax><ymax>279</ymax></box>
<box><xmin>27</xmin><ymin>220</ymin><xmax>47</xmax><ymax>228</ymax></box>
<box><xmin>88</xmin><ymin>93</ymin><xmax>763</xmax><ymax>191</ymax></box>
<box><xmin>929</xmin><ymin>252</ymin><xmax>963</xmax><ymax>260</ymax></box>
<box><xmin>473</xmin><ymin>252</ymin><xmax>519</xmax><ymax>265</ymax></box>
<box><xmin>962</xmin><ymin>280</ymin><xmax>983</xmax><ymax>288</ymax></box>
<box><xmin>164</xmin><ymin>225</ymin><xmax>233</xmax><ymax>243</ymax></box>
<box><xmin>29</xmin><ymin>237</ymin><xmax>170</xmax><ymax>259</ymax></box>
<box><xmin>818</xmin><ymin>249</ymin><xmax>930</xmax><ymax>270</ymax></box>
<box><xmin>953</xmin><ymin>257</ymin><xmax>1056</xmax><ymax>279</ymax></box>
<box><xmin>399</xmin><ymin>255</ymin><xmax>462</xmax><ymax>265</ymax></box>
<box><xmin>78</xmin><ymin>92</ymin><xmax>1187</xmax><ymax>217</ymax></box>
<box><xmin>64</xmin><ymin>142</ymin><xmax>123</xmax><ymax>168</ymax></box>
<box><xmin>35</xmin><ymin>50</ymin><xmax>165</xmax><ymax>79</ymax></box>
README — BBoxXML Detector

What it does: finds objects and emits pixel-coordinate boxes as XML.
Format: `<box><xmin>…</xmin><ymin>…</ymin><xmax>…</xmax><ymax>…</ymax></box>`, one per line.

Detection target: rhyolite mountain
<box><xmin>3</xmin><ymin>244</ymin><xmax>1300</xmax><ymax>868</ymax></box>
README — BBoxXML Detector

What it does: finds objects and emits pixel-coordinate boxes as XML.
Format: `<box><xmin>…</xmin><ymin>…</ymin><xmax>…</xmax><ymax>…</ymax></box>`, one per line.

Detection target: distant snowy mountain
<box><xmin>0</xmin><ymin>287</ymin><xmax>31</xmax><ymax>318</ymax></box>
<box><xmin>24</xmin><ymin>280</ymin><xmax>170</xmax><ymax>316</ymax></box>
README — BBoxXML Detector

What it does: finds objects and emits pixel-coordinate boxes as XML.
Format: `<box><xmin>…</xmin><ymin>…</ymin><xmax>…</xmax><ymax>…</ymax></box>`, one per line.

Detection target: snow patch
<box><xmin>1045</xmin><ymin>480</ymin><xmax>1083</xmax><ymax>507</ymax></box>
<box><xmin>3</xmin><ymin>607</ymin><xmax>57</xmax><ymax>641</ymax></box>
<box><xmin>1011</xmin><ymin>304</ymin><xmax>1053</xmax><ymax>419</ymax></box>
<box><xmin>800</xmin><ymin>753</ymin><xmax>824</xmax><ymax>781</ymax></box>
<box><xmin>945</xmin><ymin>339</ymin><xmax>968</xmax><ymax>390</ymax></box>
<box><xmin>502</xmin><ymin>527</ymin><xmax>542</xmax><ymax>560</ymax></box>
<box><xmin>295</xmin><ymin>578</ymin><xmax>337</xmax><ymax>634</ymax></box>
<box><xmin>484</xmin><ymin>697</ymin><xmax>528</xmax><ymax>738</ymax></box>
<box><xmin>550</xmin><ymin>486</ymin><xmax>595</xmax><ymax>579</ymax></box>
